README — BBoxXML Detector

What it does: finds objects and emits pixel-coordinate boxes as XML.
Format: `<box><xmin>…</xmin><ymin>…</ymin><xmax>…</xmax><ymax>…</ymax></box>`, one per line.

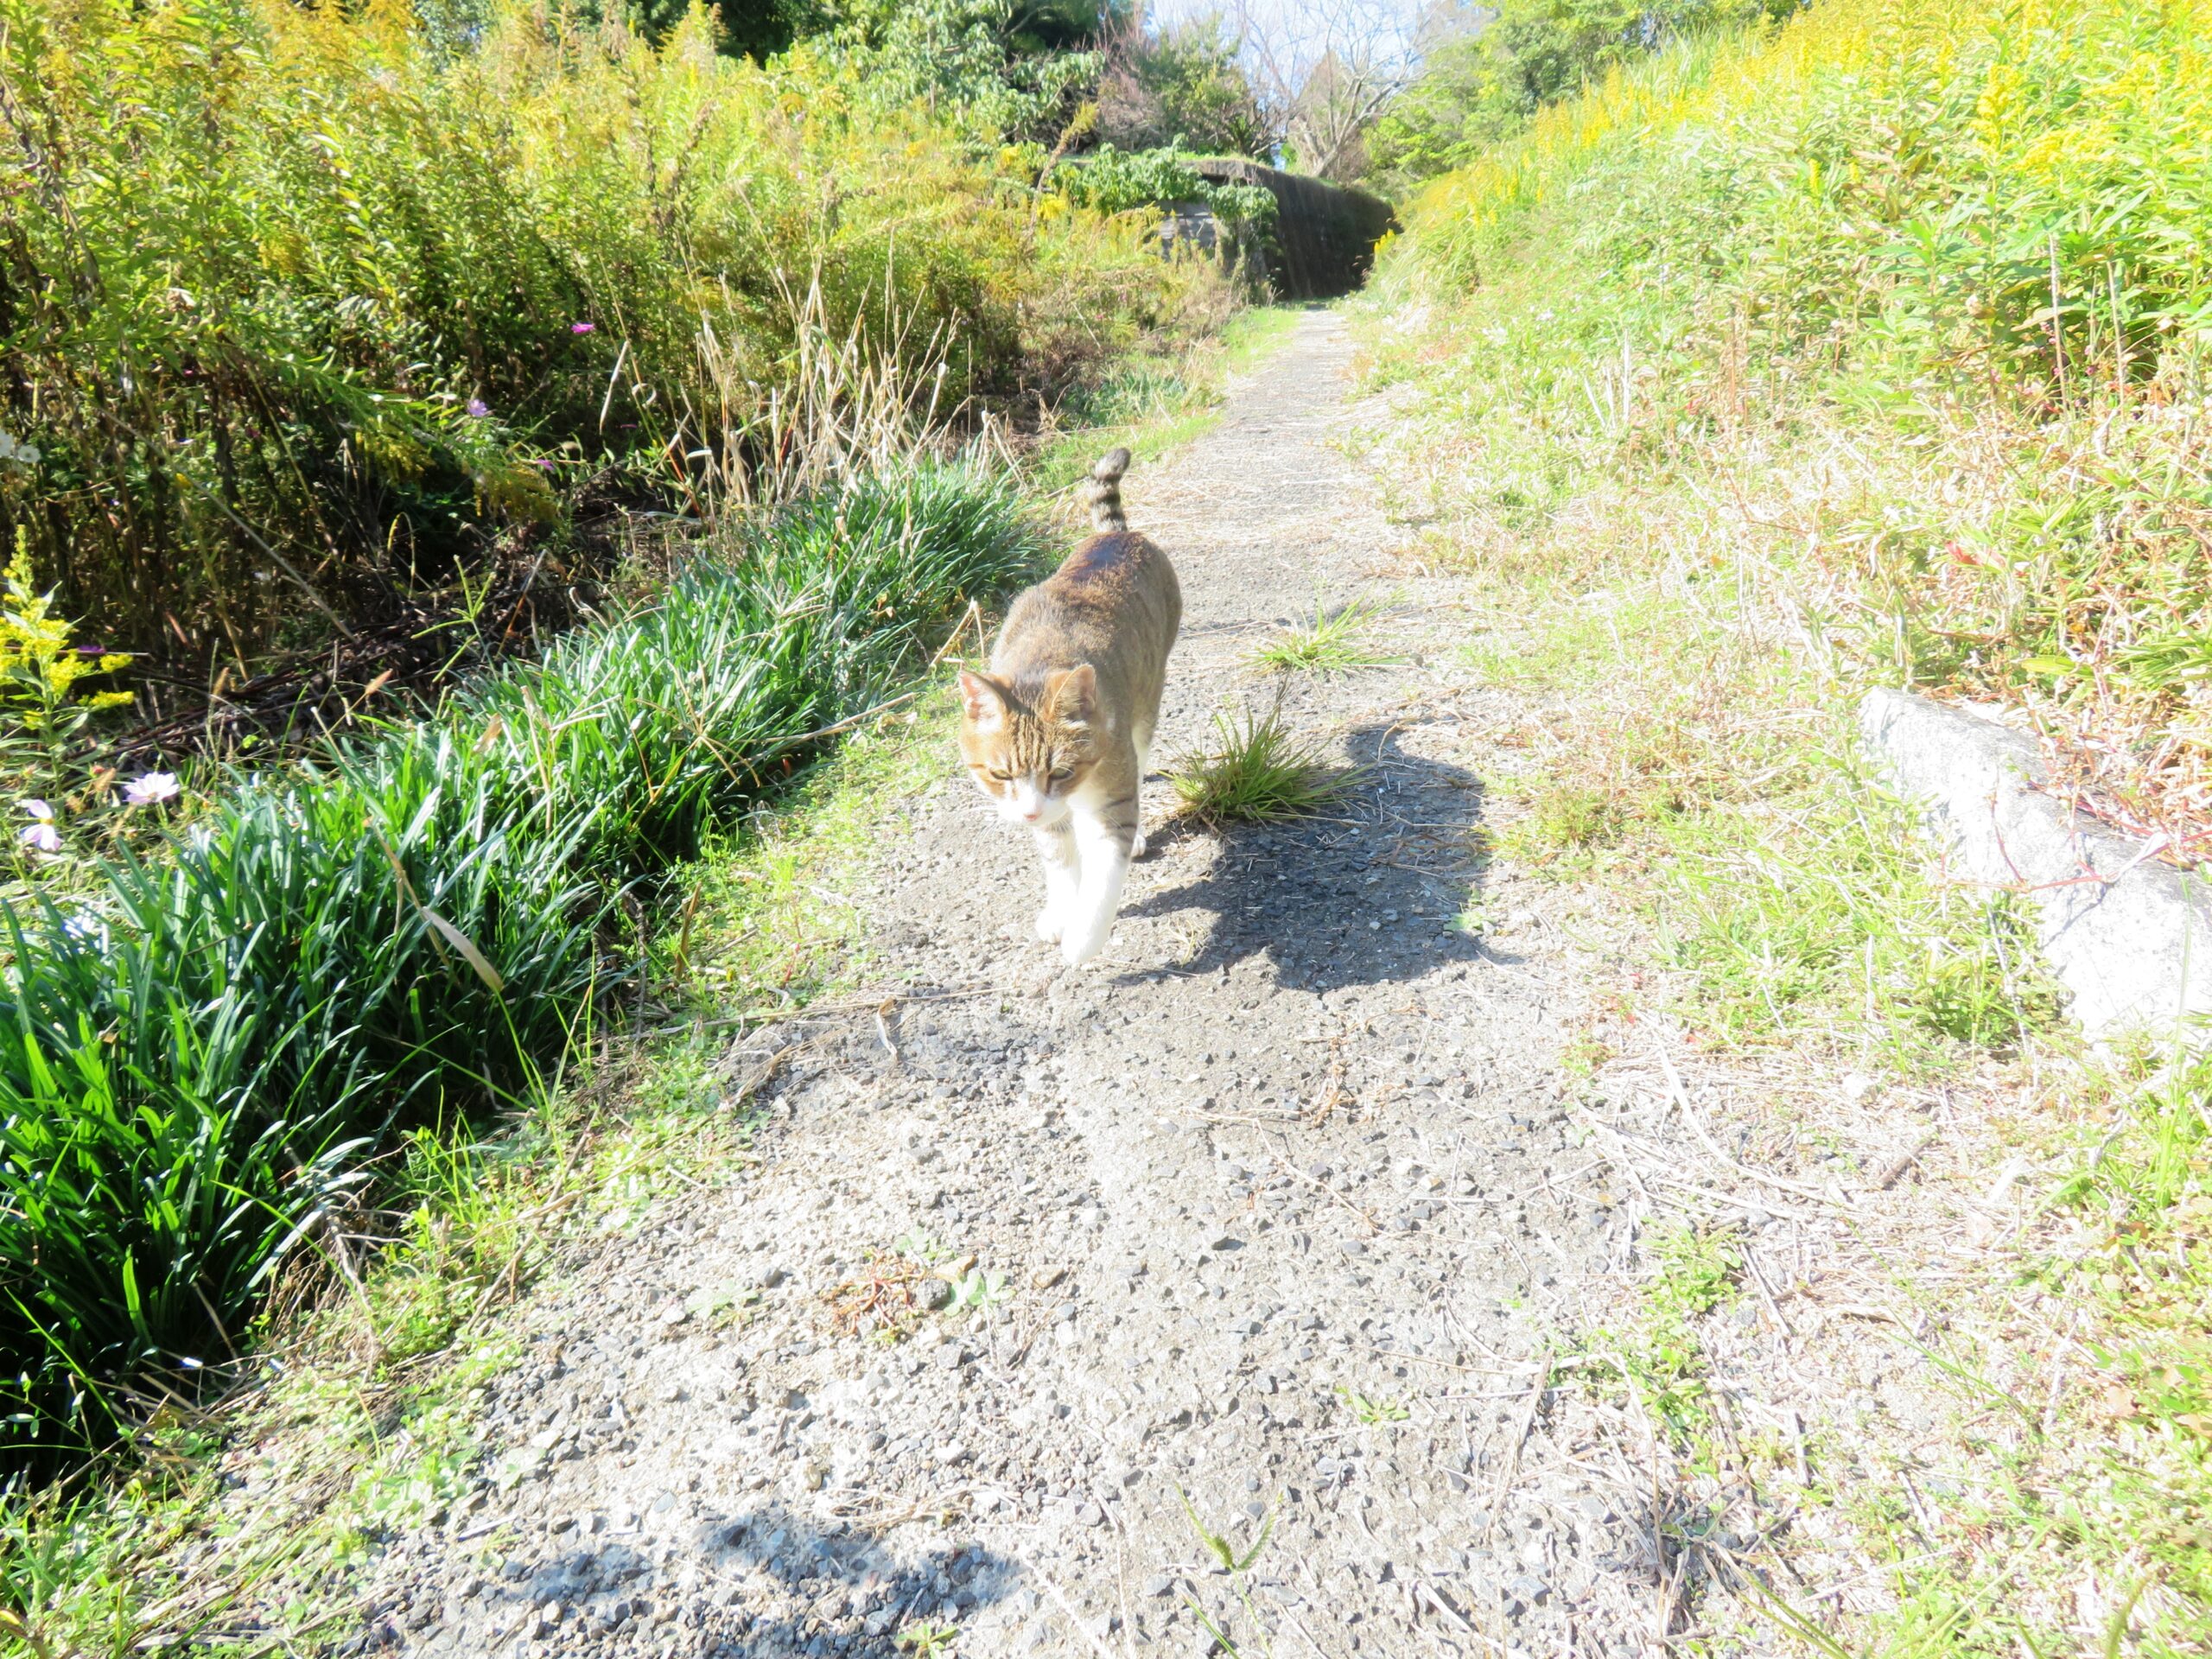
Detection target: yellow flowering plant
<box><xmin>0</xmin><ymin>531</ymin><xmax>135</xmax><ymax>799</ymax></box>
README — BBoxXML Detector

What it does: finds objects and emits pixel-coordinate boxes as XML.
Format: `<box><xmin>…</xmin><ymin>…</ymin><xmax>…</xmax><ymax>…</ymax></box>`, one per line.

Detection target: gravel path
<box><xmin>342</xmin><ymin>311</ymin><xmax>1684</xmax><ymax>1659</ymax></box>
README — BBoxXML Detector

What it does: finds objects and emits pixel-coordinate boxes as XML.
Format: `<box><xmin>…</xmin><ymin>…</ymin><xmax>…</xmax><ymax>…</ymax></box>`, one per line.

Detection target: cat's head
<box><xmin>957</xmin><ymin>666</ymin><xmax>1102</xmax><ymax>827</ymax></box>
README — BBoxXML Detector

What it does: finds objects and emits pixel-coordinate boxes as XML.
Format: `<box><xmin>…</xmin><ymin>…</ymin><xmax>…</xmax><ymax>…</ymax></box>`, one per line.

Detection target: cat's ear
<box><xmin>1047</xmin><ymin>664</ymin><xmax>1099</xmax><ymax>728</ymax></box>
<box><xmin>957</xmin><ymin>670</ymin><xmax>1008</xmax><ymax>729</ymax></box>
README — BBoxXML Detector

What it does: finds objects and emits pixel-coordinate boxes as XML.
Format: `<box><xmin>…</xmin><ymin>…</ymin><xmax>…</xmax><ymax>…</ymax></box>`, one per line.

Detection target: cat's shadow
<box><xmin>437</xmin><ymin>1500</ymin><xmax>1020</xmax><ymax>1656</ymax></box>
<box><xmin>1118</xmin><ymin>722</ymin><xmax>1505</xmax><ymax>992</ymax></box>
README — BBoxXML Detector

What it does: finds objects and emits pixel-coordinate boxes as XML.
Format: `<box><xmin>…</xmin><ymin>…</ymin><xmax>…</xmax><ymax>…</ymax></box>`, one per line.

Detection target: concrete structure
<box><xmin>1859</xmin><ymin>687</ymin><xmax>2212</xmax><ymax>1043</ymax></box>
<box><xmin>1192</xmin><ymin>158</ymin><xmax>1398</xmax><ymax>300</ymax></box>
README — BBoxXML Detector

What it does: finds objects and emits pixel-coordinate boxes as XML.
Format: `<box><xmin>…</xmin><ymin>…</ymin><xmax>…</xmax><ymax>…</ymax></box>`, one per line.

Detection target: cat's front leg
<box><xmin>1033</xmin><ymin>823</ymin><xmax>1080</xmax><ymax>943</ymax></box>
<box><xmin>1059</xmin><ymin>804</ymin><xmax>1135</xmax><ymax>966</ymax></box>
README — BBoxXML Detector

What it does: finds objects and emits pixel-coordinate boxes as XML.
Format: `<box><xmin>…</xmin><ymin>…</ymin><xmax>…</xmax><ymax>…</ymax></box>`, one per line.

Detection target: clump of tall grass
<box><xmin>1168</xmin><ymin>702</ymin><xmax>1365</xmax><ymax>825</ymax></box>
<box><xmin>1244</xmin><ymin>595</ymin><xmax>1394</xmax><ymax>674</ymax></box>
<box><xmin>0</xmin><ymin>456</ymin><xmax>1044</xmax><ymax>1475</ymax></box>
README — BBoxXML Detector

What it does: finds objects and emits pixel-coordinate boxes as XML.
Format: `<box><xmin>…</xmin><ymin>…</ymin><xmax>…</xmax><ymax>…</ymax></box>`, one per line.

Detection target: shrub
<box><xmin>1060</xmin><ymin>144</ymin><xmax>1278</xmax><ymax>234</ymax></box>
<box><xmin>0</xmin><ymin>0</ymin><xmax>1173</xmax><ymax>678</ymax></box>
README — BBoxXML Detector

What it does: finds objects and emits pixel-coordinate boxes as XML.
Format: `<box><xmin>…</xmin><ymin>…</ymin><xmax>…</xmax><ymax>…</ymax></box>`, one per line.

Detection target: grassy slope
<box><xmin>1356</xmin><ymin>2</ymin><xmax>2211</xmax><ymax>1651</ymax></box>
<box><xmin>1395</xmin><ymin>0</ymin><xmax>2212</xmax><ymax>843</ymax></box>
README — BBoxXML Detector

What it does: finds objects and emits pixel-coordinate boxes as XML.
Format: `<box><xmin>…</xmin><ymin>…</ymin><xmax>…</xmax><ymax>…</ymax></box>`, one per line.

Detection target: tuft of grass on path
<box><xmin>1245</xmin><ymin>594</ymin><xmax>1396</xmax><ymax>675</ymax></box>
<box><xmin>1168</xmin><ymin>702</ymin><xmax>1365</xmax><ymax>827</ymax></box>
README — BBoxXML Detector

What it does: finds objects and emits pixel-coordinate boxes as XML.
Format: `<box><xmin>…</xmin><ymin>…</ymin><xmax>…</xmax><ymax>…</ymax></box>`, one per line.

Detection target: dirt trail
<box><xmin>347</xmin><ymin>311</ymin><xmax>1692</xmax><ymax>1658</ymax></box>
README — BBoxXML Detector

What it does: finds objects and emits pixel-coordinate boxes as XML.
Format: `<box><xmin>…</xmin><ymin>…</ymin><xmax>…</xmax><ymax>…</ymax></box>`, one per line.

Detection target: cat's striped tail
<box><xmin>1084</xmin><ymin>448</ymin><xmax>1132</xmax><ymax>532</ymax></box>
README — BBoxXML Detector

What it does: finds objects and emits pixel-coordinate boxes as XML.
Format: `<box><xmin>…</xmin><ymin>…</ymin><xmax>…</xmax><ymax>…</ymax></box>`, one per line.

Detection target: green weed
<box><xmin>1245</xmin><ymin>595</ymin><xmax>1395</xmax><ymax>675</ymax></box>
<box><xmin>1337</xmin><ymin>1386</ymin><xmax>1411</xmax><ymax>1426</ymax></box>
<box><xmin>1168</xmin><ymin>702</ymin><xmax>1366</xmax><ymax>826</ymax></box>
<box><xmin>946</xmin><ymin>1267</ymin><xmax>1013</xmax><ymax>1317</ymax></box>
<box><xmin>1178</xmin><ymin>1488</ymin><xmax>1278</xmax><ymax>1658</ymax></box>
<box><xmin>896</xmin><ymin>1620</ymin><xmax>960</xmax><ymax>1656</ymax></box>
<box><xmin>1649</xmin><ymin>1223</ymin><xmax>1743</xmax><ymax>1319</ymax></box>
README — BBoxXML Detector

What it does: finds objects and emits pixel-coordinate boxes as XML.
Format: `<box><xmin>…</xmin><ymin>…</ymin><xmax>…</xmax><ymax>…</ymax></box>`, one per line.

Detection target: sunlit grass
<box><xmin>1361</xmin><ymin>0</ymin><xmax>2212</xmax><ymax>1641</ymax></box>
<box><xmin>1245</xmin><ymin>594</ymin><xmax>1395</xmax><ymax>674</ymax></box>
<box><xmin>1168</xmin><ymin>702</ymin><xmax>1366</xmax><ymax>826</ymax></box>
<box><xmin>0</xmin><ymin>457</ymin><xmax>1046</xmax><ymax>1474</ymax></box>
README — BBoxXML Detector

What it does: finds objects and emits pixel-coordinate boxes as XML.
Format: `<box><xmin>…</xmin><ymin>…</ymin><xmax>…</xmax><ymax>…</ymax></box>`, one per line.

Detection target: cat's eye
<box><xmin>984</xmin><ymin>768</ymin><xmax>1013</xmax><ymax>782</ymax></box>
<box><xmin>1047</xmin><ymin>767</ymin><xmax>1073</xmax><ymax>782</ymax></box>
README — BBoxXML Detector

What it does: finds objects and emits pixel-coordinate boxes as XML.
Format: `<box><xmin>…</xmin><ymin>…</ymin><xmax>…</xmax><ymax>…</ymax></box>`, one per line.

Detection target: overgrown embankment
<box><xmin>1389</xmin><ymin>0</ymin><xmax>2212</xmax><ymax>845</ymax></box>
<box><xmin>1360</xmin><ymin>0</ymin><xmax>2211</xmax><ymax>1649</ymax></box>
<box><xmin>0</xmin><ymin>0</ymin><xmax>1196</xmax><ymax>705</ymax></box>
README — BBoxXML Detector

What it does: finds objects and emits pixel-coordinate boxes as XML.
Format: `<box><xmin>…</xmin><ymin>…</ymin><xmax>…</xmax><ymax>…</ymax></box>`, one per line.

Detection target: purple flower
<box><xmin>18</xmin><ymin>822</ymin><xmax>60</xmax><ymax>854</ymax></box>
<box><xmin>124</xmin><ymin>771</ymin><xmax>180</xmax><ymax>806</ymax></box>
<box><xmin>571</xmin><ymin>321</ymin><xmax>595</xmax><ymax>334</ymax></box>
<box><xmin>21</xmin><ymin>798</ymin><xmax>53</xmax><ymax>823</ymax></box>
<box><xmin>467</xmin><ymin>397</ymin><xmax>491</xmax><ymax>419</ymax></box>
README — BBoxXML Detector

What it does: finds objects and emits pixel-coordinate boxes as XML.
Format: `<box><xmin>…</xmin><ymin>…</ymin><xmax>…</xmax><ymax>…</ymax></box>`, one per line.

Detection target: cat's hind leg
<box><xmin>1033</xmin><ymin>823</ymin><xmax>1080</xmax><ymax>944</ymax></box>
<box><xmin>1129</xmin><ymin>719</ymin><xmax>1156</xmax><ymax>859</ymax></box>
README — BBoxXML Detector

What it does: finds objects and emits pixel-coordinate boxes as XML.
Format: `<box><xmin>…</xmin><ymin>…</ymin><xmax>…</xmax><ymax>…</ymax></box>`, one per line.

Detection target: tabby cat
<box><xmin>957</xmin><ymin>448</ymin><xmax>1181</xmax><ymax>966</ymax></box>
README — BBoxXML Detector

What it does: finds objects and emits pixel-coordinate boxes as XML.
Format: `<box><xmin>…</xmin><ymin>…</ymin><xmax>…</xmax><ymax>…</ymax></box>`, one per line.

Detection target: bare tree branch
<box><xmin>1217</xmin><ymin>0</ymin><xmax>1479</xmax><ymax>179</ymax></box>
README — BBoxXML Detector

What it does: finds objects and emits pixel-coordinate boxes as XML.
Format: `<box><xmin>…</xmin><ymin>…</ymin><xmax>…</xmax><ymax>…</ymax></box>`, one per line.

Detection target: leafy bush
<box><xmin>0</xmin><ymin>457</ymin><xmax>1043</xmax><ymax>1474</ymax></box>
<box><xmin>820</xmin><ymin>0</ymin><xmax>1108</xmax><ymax>141</ymax></box>
<box><xmin>0</xmin><ymin>0</ymin><xmax>1172</xmax><ymax>677</ymax></box>
<box><xmin>1061</xmin><ymin>143</ymin><xmax>1279</xmax><ymax>231</ymax></box>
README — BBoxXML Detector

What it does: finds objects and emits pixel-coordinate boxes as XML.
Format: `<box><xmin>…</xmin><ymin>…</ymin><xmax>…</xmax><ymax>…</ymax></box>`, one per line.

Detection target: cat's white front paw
<box><xmin>1035</xmin><ymin>906</ymin><xmax>1066</xmax><ymax>944</ymax></box>
<box><xmin>1130</xmin><ymin>828</ymin><xmax>1148</xmax><ymax>859</ymax></box>
<box><xmin>1060</xmin><ymin>921</ymin><xmax>1111</xmax><ymax>966</ymax></box>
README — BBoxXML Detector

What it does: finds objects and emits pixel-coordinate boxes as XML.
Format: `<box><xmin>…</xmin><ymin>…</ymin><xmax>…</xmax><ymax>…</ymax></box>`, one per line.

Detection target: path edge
<box><xmin>1859</xmin><ymin>687</ymin><xmax>2212</xmax><ymax>1042</ymax></box>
